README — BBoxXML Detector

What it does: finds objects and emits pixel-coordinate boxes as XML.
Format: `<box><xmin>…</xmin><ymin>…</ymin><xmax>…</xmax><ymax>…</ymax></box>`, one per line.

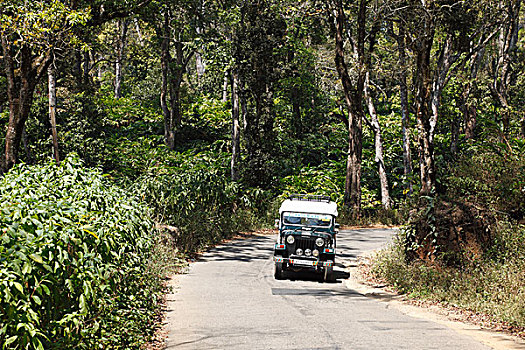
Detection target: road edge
<box><xmin>342</xmin><ymin>255</ymin><xmax>525</xmax><ymax>350</ymax></box>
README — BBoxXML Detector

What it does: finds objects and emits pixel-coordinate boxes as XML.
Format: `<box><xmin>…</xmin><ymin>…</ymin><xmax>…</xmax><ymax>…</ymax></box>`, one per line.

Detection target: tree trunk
<box><xmin>231</xmin><ymin>70</ymin><xmax>241</xmax><ymax>181</ymax></box>
<box><xmin>414</xmin><ymin>31</ymin><xmax>436</xmax><ymax>197</ymax></box>
<box><xmin>134</xmin><ymin>18</ymin><xmax>144</xmax><ymax>46</ymax></box>
<box><xmin>430</xmin><ymin>35</ymin><xmax>458</xmax><ymax>143</ymax></box>
<box><xmin>159</xmin><ymin>12</ymin><xmax>176</xmax><ymax>149</ymax></box>
<box><xmin>1</xmin><ymin>37</ymin><xmax>52</xmax><ymax>172</ymax></box>
<box><xmin>195</xmin><ymin>25</ymin><xmax>205</xmax><ymax>80</ymax></box>
<box><xmin>172</xmin><ymin>41</ymin><xmax>187</xmax><ymax>129</ymax></box>
<box><xmin>222</xmin><ymin>70</ymin><xmax>229</xmax><ymax>103</ymax></box>
<box><xmin>83</xmin><ymin>50</ymin><xmax>91</xmax><ymax>88</ymax></box>
<box><xmin>48</xmin><ymin>64</ymin><xmax>60</xmax><ymax>163</ymax></box>
<box><xmin>450</xmin><ymin>115</ymin><xmax>460</xmax><ymax>156</ymax></box>
<box><xmin>74</xmin><ymin>51</ymin><xmax>82</xmax><ymax>89</ymax></box>
<box><xmin>490</xmin><ymin>0</ymin><xmax>522</xmax><ymax>134</ymax></box>
<box><xmin>364</xmin><ymin>73</ymin><xmax>391</xmax><ymax>209</ymax></box>
<box><xmin>241</xmin><ymin>82</ymin><xmax>248</xmax><ymax>133</ymax></box>
<box><xmin>462</xmin><ymin>51</ymin><xmax>483</xmax><ymax>141</ymax></box>
<box><xmin>291</xmin><ymin>84</ymin><xmax>302</xmax><ymax>138</ymax></box>
<box><xmin>396</xmin><ymin>26</ymin><xmax>413</xmax><ymax>195</ymax></box>
<box><xmin>332</xmin><ymin>0</ymin><xmax>366</xmax><ymax>214</ymax></box>
<box><xmin>115</xmin><ymin>19</ymin><xmax>129</xmax><ymax>99</ymax></box>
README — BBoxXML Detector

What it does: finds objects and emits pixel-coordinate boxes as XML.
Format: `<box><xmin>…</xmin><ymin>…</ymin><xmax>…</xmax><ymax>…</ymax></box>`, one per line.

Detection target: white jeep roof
<box><xmin>279</xmin><ymin>199</ymin><xmax>338</xmax><ymax>217</ymax></box>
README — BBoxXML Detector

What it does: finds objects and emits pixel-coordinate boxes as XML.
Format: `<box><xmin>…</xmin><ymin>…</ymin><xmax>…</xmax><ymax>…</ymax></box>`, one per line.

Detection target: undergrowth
<box><xmin>371</xmin><ymin>223</ymin><xmax>525</xmax><ymax>328</ymax></box>
<box><xmin>0</xmin><ymin>156</ymin><xmax>182</xmax><ymax>349</ymax></box>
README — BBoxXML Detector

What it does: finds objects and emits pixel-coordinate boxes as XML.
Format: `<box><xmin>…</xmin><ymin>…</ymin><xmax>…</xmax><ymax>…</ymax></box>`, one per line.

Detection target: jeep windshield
<box><xmin>282</xmin><ymin>212</ymin><xmax>332</xmax><ymax>228</ymax></box>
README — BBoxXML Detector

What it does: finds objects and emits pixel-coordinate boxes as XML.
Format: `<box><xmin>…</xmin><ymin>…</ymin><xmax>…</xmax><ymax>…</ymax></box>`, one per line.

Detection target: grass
<box><xmin>371</xmin><ymin>223</ymin><xmax>525</xmax><ymax>330</ymax></box>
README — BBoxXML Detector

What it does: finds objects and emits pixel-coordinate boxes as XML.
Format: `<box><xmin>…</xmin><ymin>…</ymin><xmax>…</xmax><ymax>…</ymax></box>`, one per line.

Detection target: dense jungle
<box><xmin>1</xmin><ymin>0</ymin><xmax>524</xmax><ymax>348</ymax></box>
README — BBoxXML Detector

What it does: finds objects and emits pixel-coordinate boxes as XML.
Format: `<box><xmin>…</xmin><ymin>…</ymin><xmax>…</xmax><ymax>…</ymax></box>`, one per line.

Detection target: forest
<box><xmin>1</xmin><ymin>0</ymin><xmax>524</xmax><ymax>348</ymax></box>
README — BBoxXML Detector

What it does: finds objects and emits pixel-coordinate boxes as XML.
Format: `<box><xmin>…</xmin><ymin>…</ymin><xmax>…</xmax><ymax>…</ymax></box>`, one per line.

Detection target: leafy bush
<box><xmin>21</xmin><ymin>92</ymin><xmax>111</xmax><ymax>168</ymax></box>
<box><xmin>446</xmin><ymin>138</ymin><xmax>525</xmax><ymax>220</ymax></box>
<box><xmin>134</xmin><ymin>149</ymin><xmax>268</xmax><ymax>252</ymax></box>
<box><xmin>0</xmin><ymin>156</ymin><xmax>162</xmax><ymax>349</ymax></box>
<box><xmin>372</xmin><ymin>224</ymin><xmax>525</xmax><ymax>328</ymax></box>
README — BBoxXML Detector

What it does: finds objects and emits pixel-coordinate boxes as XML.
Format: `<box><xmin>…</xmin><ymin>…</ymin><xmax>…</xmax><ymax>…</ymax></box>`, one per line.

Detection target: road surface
<box><xmin>164</xmin><ymin>228</ymin><xmax>491</xmax><ymax>350</ymax></box>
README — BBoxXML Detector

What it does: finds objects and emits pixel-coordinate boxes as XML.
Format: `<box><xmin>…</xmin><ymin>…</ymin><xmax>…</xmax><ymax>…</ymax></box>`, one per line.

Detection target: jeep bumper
<box><xmin>273</xmin><ymin>256</ymin><xmax>334</xmax><ymax>267</ymax></box>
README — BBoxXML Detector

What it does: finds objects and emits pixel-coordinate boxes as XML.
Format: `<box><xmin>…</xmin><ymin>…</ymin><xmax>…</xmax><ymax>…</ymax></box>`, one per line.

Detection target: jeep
<box><xmin>273</xmin><ymin>194</ymin><xmax>339</xmax><ymax>281</ymax></box>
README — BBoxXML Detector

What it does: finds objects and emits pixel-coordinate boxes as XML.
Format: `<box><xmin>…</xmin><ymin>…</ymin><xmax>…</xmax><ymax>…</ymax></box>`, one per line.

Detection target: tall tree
<box><xmin>115</xmin><ymin>19</ymin><xmax>129</xmax><ymax>99</ymax></box>
<box><xmin>489</xmin><ymin>0</ymin><xmax>522</xmax><ymax>134</ymax></box>
<box><xmin>231</xmin><ymin>70</ymin><xmax>241</xmax><ymax>181</ymax></box>
<box><xmin>0</xmin><ymin>2</ymin><xmax>86</xmax><ymax>172</ymax></box>
<box><xmin>233</xmin><ymin>0</ymin><xmax>286</xmax><ymax>187</ymax></box>
<box><xmin>392</xmin><ymin>23</ymin><xmax>414</xmax><ymax>195</ymax></box>
<box><xmin>143</xmin><ymin>1</ymin><xmax>196</xmax><ymax>149</ymax></box>
<box><xmin>364</xmin><ymin>72</ymin><xmax>391</xmax><ymax>209</ymax></box>
<box><xmin>329</xmin><ymin>0</ymin><xmax>379</xmax><ymax>213</ymax></box>
<box><xmin>48</xmin><ymin>63</ymin><xmax>60</xmax><ymax>163</ymax></box>
<box><xmin>0</xmin><ymin>0</ymin><xmax>152</xmax><ymax>172</ymax></box>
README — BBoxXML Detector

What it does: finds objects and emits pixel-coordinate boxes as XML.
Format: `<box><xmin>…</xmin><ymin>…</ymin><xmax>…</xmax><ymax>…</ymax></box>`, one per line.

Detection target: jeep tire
<box><xmin>323</xmin><ymin>265</ymin><xmax>334</xmax><ymax>282</ymax></box>
<box><xmin>274</xmin><ymin>262</ymin><xmax>284</xmax><ymax>280</ymax></box>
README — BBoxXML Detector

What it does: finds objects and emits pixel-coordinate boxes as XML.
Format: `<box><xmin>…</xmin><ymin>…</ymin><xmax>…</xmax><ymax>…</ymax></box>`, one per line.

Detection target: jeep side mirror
<box><xmin>335</xmin><ymin>223</ymin><xmax>340</xmax><ymax>229</ymax></box>
<box><xmin>274</xmin><ymin>219</ymin><xmax>280</xmax><ymax>229</ymax></box>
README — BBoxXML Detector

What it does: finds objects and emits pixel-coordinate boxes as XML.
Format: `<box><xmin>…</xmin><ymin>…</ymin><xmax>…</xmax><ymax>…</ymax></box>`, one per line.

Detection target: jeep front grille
<box><xmin>294</xmin><ymin>237</ymin><xmax>316</xmax><ymax>251</ymax></box>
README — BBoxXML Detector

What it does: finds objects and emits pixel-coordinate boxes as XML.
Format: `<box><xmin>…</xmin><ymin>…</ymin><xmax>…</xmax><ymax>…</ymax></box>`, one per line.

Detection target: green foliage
<box><xmin>0</xmin><ymin>156</ymin><xmax>162</xmax><ymax>349</ymax></box>
<box><xmin>134</xmin><ymin>149</ymin><xmax>268</xmax><ymax>252</ymax></box>
<box><xmin>0</xmin><ymin>1</ymin><xmax>90</xmax><ymax>49</ymax></box>
<box><xmin>23</xmin><ymin>92</ymin><xmax>110</xmax><ymax>169</ymax></box>
<box><xmin>372</xmin><ymin>223</ymin><xmax>525</xmax><ymax>328</ymax></box>
<box><xmin>278</xmin><ymin>163</ymin><xmax>345</xmax><ymax>206</ymax></box>
<box><xmin>446</xmin><ymin>138</ymin><xmax>525</xmax><ymax>220</ymax></box>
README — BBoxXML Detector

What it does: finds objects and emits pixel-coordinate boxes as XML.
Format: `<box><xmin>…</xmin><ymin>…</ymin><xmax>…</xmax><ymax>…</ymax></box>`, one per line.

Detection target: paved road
<box><xmin>164</xmin><ymin>229</ymin><xmax>491</xmax><ymax>350</ymax></box>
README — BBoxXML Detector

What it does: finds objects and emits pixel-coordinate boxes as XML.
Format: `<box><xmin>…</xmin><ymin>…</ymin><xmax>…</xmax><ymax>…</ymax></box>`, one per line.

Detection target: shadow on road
<box><xmin>279</xmin><ymin>268</ymin><xmax>350</xmax><ymax>284</ymax></box>
<box><xmin>198</xmin><ymin>235</ymin><xmax>275</xmax><ymax>263</ymax></box>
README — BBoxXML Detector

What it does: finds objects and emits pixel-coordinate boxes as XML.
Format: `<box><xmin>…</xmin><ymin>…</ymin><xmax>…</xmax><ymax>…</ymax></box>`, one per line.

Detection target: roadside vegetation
<box><xmin>1</xmin><ymin>0</ymin><xmax>525</xmax><ymax>348</ymax></box>
<box><xmin>0</xmin><ymin>157</ymin><xmax>180</xmax><ymax>349</ymax></box>
<box><xmin>372</xmin><ymin>140</ymin><xmax>525</xmax><ymax>329</ymax></box>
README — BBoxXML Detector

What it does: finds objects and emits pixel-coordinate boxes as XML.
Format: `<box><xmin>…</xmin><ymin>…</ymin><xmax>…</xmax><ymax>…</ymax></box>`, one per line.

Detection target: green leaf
<box><xmin>79</xmin><ymin>294</ymin><xmax>87</xmax><ymax>313</ymax></box>
<box><xmin>30</xmin><ymin>254</ymin><xmax>43</xmax><ymax>264</ymax></box>
<box><xmin>41</xmin><ymin>284</ymin><xmax>50</xmax><ymax>295</ymax></box>
<box><xmin>22</xmin><ymin>261</ymin><xmax>31</xmax><ymax>274</ymax></box>
<box><xmin>32</xmin><ymin>337</ymin><xmax>44</xmax><ymax>350</ymax></box>
<box><xmin>82</xmin><ymin>228</ymin><xmax>99</xmax><ymax>239</ymax></box>
<box><xmin>5</xmin><ymin>335</ymin><xmax>18</xmax><ymax>346</ymax></box>
<box><xmin>13</xmin><ymin>282</ymin><xmax>23</xmax><ymax>293</ymax></box>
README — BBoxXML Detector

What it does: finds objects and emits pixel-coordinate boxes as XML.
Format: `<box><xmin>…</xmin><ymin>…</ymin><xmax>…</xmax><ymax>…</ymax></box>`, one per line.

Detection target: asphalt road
<box><xmin>164</xmin><ymin>229</ymin><xmax>491</xmax><ymax>350</ymax></box>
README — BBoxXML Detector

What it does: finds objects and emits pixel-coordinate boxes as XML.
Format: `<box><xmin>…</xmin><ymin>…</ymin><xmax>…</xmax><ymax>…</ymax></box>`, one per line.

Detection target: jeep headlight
<box><xmin>315</xmin><ymin>237</ymin><xmax>325</xmax><ymax>247</ymax></box>
<box><xmin>286</xmin><ymin>235</ymin><xmax>295</xmax><ymax>244</ymax></box>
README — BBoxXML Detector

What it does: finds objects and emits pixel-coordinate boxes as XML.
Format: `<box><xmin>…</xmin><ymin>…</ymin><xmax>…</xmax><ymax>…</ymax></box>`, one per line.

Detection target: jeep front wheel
<box><xmin>323</xmin><ymin>266</ymin><xmax>334</xmax><ymax>282</ymax></box>
<box><xmin>274</xmin><ymin>262</ymin><xmax>284</xmax><ymax>280</ymax></box>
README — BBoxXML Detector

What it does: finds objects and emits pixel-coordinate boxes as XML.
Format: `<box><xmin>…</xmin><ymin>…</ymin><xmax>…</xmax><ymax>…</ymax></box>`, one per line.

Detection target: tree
<box><xmin>48</xmin><ymin>63</ymin><xmax>60</xmax><ymax>163</ymax></box>
<box><xmin>364</xmin><ymin>72</ymin><xmax>391</xmax><ymax>209</ymax></box>
<box><xmin>489</xmin><ymin>0</ymin><xmax>522</xmax><ymax>135</ymax></box>
<box><xmin>394</xmin><ymin>0</ymin><xmax>502</xmax><ymax>195</ymax></box>
<box><xmin>233</xmin><ymin>0</ymin><xmax>286</xmax><ymax>187</ymax></box>
<box><xmin>329</xmin><ymin>0</ymin><xmax>380</xmax><ymax>213</ymax></box>
<box><xmin>0</xmin><ymin>0</ymin><xmax>152</xmax><ymax>172</ymax></box>
<box><xmin>115</xmin><ymin>19</ymin><xmax>130</xmax><ymax>99</ymax></box>
<box><xmin>0</xmin><ymin>2</ymin><xmax>87</xmax><ymax>172</ymax></box>
<box><xmin>141</xmin><ymin>0</ymin><xmax>197</xmax><ymax>149</ymax></box>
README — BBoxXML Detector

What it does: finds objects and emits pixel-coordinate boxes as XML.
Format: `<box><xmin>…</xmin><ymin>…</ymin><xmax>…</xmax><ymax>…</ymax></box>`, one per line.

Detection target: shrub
<box><xmin>372</xmin><ymin>224</ymin><xmax>525</xmax><ymax>328</ymax></box>
<box><xmin>134</xmin><ymin>150</ymin><xmax>267</xmax><ymax>252</ymax></box>
<box><xmin>446</xmin><ymin>138</ymin><xmax>525</xmax><ymax>221</ymax></box>
<box><xmin>0</xmin><ymin>156</ymin><xmax>160</xmax><ymax>349</ymax></box>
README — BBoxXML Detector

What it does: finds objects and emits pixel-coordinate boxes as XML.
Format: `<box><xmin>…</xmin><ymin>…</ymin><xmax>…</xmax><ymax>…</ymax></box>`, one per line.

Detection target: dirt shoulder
<box><xmin>344</xmin><ymin>253</ymin><xmax>525</xmax><ymax>350</ymax></box>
